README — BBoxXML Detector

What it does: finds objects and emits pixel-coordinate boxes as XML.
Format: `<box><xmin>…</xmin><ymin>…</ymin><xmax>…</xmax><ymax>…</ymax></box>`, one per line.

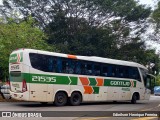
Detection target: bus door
<box><xmin>144</xmin><ymin>74</ymin><xmax>155</xmax><ymax>99</ymax></box>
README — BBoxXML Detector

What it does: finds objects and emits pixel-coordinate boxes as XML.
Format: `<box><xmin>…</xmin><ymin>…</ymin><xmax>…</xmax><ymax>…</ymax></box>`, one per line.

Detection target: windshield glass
<box><xmin>140</xmin><ymin>68</ymin><xmax>148</xmax><ymax>87</ymax></box>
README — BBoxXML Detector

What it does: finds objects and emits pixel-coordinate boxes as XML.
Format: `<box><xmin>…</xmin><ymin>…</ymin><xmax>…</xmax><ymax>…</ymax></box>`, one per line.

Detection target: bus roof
<box><xmin>12</xmin><ymin>48</ymin><xmax>148</xmax><ymax>70</ymax></box>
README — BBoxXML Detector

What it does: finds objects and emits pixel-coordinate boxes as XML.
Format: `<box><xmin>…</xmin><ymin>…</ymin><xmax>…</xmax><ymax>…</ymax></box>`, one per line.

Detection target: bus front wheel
<box><xmin>69</xmin><ymin>92</ymin><xmax>82</xmax><ymax>106</ymax></box>
<box><xmin>54</xmin><ymin>92</ymin><xmax>67</xmax><ymax>106</ymax></box>
<box><xmin>131</xmin><ymin>93</ymin><xmax>137</xmax><ymax>104</ymax></box>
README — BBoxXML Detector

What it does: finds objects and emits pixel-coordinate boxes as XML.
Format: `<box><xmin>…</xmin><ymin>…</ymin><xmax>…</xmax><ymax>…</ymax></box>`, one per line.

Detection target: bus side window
<box><xmin>81</xmin><ymin>62</ymin><xmax>92</xmax><ymax>75</ymax></box>
<box><xmin>40</xmin><ymin>54</ymin><xmax>48</xmax><ymax>71</ymax></box>
<box><xmin>111</xmin><ymin>65</ymin><xmax>116</xmax><ymax>77</ymax></box>
<box><xmin>75</xmin><ymin>61</ymin><xmax>81</xmax><ymax>74</ymax></box>
<box><xmin>102</xmin><ymin>65</ymin><xmax>108</xmax><ymax>77</ymax></box>
<box><xmin>48</xmin><ymin>57</ymin><xmax>54</xmax><ymax>72</ymax></box>
<box><xmin>118</xmin><ymin>66</ymin><xmax>124</xmax><ymax>78</ymax></box>
<box><xmin>68</xmin><ymin>59</ymin><xmax>75</xmax><ymax>74</ymax></box>
<box><xmin>81</xmin><ymin>62</ymin><xmax>87</xmax><ymax>75</ymax></box>
<box><xmin>123</xmin><ymin>66</ymin><xmax>129</xmax><ymax>78</ymax></box>
<box><xmin>52</xmin><ymin>57</ymin><xmax>57</xmax><ymax>72</ymax></box>
<box><xmin>56</xmin><ymin>58</ymin><xmax>62</xmax><ymax>73</ymax></box>
<box><xmin>87</xmin><ymin>63</ymin><xmax>93</xmax><ymax>75</ymax></box>
<box><xmin>94</xmin><ymin>63</ymin><xmax>101</xmax><ymax>76</ymax></box>
<box><xmin>129</xmin><ymin>67</ymin><xmax>141</xmax><ymax>81</ymax></box>
<box><xmin>62</xmin><ymin>58</ymin><xmax>69</xmax><ymax>73</ymax></box>
<box><xmin>107</xmin><ymin>64</ymin><xmax>112</xmax><ymax>77</ymax></box>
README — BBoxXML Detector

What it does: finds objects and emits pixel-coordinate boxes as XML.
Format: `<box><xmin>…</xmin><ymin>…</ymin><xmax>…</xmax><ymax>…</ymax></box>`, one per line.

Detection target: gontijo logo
<box><xmin>109</xmin><ymin>80</ymin><xmax>136</xmax><ymax>87</ymax></box>
<box><xmin>110</xmin><ymin>81</ymin><xmax>130</xmax><ymax>87</ymax></box>
<box><xmin>9</xmin><ymin>52</ymin><xmax>23</xmax><ymax>63</ymax></box>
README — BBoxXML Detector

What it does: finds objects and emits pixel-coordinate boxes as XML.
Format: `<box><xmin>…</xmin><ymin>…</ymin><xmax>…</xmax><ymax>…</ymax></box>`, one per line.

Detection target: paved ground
<box><xmin>0</xmin><ymin>95</ymin><xmax>159</xmax><ymax>120</ymax></box>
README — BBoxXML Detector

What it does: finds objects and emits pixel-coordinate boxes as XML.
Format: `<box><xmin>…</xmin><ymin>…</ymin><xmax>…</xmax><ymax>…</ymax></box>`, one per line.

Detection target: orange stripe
<box><xmin>79</xmin><ymin>77</ymin><xmax>89</xmax><ymax>85</ymax></box>
<box><xmin>96</xmin><ymin>78</ymin><xmax>103</xmax><ymax>86</ymax></box>
<box><xmin>84</xmin><ymin>86</ymin><xmax>93</xmax><ymax>94</ymax></box>
<box><xmin>68</xmin><ymin>54</ymin><xmax>77</xmax><ymax>59</ymax></box>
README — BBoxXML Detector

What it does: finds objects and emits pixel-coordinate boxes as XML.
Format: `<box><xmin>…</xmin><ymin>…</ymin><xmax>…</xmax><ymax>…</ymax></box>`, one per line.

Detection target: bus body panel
<box><xmin>29</xmin><ymin>83</ymin><xmax>48</xmax><ymax>102</ymax></box>
<box><xmin>9</xmin><ymin>49</ymin><xmax>153</xmax><ymax>104</ymax></box>
<box><xmin>10</xmin><ymin>91</ymin><xmax>29</xmax><ymax>101</ymax></box>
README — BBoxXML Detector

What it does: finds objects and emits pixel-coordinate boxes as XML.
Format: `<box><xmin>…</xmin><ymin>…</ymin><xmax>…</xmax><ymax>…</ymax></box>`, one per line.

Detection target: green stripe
<box><xmin>89</xmin><ymin>78</ymin><xmax>97</xmax><ymax>86</ymax></box>
<box><xmin>93</xmin><ymin>87</ymin><xmax>99</xmax><ymax>94</ymax></box>
<box><xmin>133</xmin><ymin>81</ymin><xmax>136</xmax><ymax>87</ymax></box>
<box><xmin>69</xmin><ymin>77</ymin><xmax>78</xmax><ymax>85</ymax></box>
<box><xmin>104</xmin><ymin>79</ymin><xmax>132</xmax><ymax>87</ymax></box>
<box><xmin>10</xmin><ymin>73</ymin><xmax>136</xmax><ymax>87</ymax></box>
<box><xmin>13</xmin><ymin>73</ymin><xmax>78</xmax><ymax>85</ymax></box>
<box><xmin>9</xmin><ymin>52</ymin><xmax>23</xmax><ymax>63</ymax></box>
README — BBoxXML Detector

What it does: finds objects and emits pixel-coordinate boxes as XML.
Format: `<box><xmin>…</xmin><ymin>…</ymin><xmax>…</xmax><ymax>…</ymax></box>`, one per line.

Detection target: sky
<box><xmin>139</xmin><ymin>0</ymin><xmax>155</xmax><ymax>7</ymax></box>
<box><xmin>0</xmin><ymin>0</ymin><xmax>2</xmax><ymax>5</ymax></box>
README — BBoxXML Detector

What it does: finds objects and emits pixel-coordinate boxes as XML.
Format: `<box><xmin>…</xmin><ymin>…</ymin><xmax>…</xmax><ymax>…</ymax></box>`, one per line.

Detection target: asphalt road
<box><xmin>0</xmin><ymin>95</ymin><xmax>159</xmax><ymax>120</ymax></box>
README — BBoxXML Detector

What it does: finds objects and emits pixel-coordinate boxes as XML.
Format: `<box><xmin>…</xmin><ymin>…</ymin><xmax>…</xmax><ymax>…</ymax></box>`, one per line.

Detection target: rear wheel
<box><xmin>54</xmin><ymin>92</ymin><xmax>67</xmax><ymax>106</ymax></box>
<box><xmin>131</xmin><ymin>93</ymin><xmax>137</xmax><ymax>104</ymax></box>
<box><xmin>69</xmin><ymin>92</ymin><xmax>82</xmax><ymax>106</ymax></box>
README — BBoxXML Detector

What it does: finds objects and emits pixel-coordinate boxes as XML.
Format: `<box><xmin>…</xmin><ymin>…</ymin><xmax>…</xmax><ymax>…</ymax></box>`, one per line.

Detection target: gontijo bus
<box><xmin>9</xmin><ymin>49</ymin><xmax>154</xmax><ymax>106</ymax></box>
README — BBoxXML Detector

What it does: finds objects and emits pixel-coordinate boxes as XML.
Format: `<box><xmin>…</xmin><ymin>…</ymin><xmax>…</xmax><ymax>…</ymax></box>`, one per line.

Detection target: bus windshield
<box><xmin>140</xmin><ymin>68</ymin><xmax>155</xmax><ymax>90</ymax></box>
<box><xmin>146</xmin><ymin>74</ymin><xmax>155</xmax><ymax>93</ymax></box>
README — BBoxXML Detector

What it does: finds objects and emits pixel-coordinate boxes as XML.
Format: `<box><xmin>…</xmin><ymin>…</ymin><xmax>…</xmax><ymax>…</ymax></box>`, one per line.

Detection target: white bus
<box><xmin>9</xmin><ymin>49</ymin><xmax>154</xmax><ymax>106</ymax></box>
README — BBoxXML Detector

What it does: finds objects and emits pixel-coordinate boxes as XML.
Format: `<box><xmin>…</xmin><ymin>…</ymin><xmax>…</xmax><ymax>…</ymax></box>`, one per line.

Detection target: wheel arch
<box><xmin>132</xmin><ymin>92</ymin><xmax>140</xmax><ymax>100</ymax></box>
<box><xmin>54</xmin><ymin>90</ymin><xmax>69</xmax><ymax>100</ymax></box>
<box><xmin>70</xmin><ymin>90</ymin><xmax>83</xmax><ymax>101</ymax></box>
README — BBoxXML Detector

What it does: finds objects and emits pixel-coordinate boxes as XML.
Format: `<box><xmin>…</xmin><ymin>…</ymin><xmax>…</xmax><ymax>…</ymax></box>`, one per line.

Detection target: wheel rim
<box><xmin>73</xmin><ymin>95</ymin><xmax>79</xmax><ymax>103</ymax></box>
<box><xmin>57</xmin><ymin>95</ymin><xmax>65</xmax><ymax>103</ymax></box>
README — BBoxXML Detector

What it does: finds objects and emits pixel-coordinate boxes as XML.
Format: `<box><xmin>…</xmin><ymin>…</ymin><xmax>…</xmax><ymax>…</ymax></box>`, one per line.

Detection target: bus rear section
<box><xmin>9</xmin><ymin>50</ymin><xmax>30</xmax><ymax>101</ymax></box>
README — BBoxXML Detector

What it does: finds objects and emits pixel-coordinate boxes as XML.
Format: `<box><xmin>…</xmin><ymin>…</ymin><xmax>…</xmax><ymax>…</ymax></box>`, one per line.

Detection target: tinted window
<box><xmin>140</xmin><ymin>68</ymin><xmax>148</xmax><ymax>85</ymax></box>
<box><xmin>93</xmin><ymin>63</ymin><xmax>101</xmax><ymax>76</ymax></box>
<box><xmin>129</xmin><ymin>67</ymin><xmax>141</xmax><ymax>81</ymax></box>
<box><xmin>30</xmin><ymin>53</ymin><xmax>54</xmax><ymax>72</ymax></box>
<box><xmin>81</xmin><ymin>62</ymin><xmax>93</xmax><ymax>75</ymax></box>
<box><xmin>29</xmin><ymin>53</ymin><xmax>142</xmax><ymax>81</ymax></box>
<box><xmin>30</xmin><ymin>53</ymin><xmax>61</xmax><ymax>73</ymax></box>
<box><xmin>101</xmin><ymin>64</ymin><xmax>109</xmax><ymax>77</ymax></box>
<box><xmin>62</xmin><ymin>58</ymin><xmax>77</xmax><ymax>74</ymax></box>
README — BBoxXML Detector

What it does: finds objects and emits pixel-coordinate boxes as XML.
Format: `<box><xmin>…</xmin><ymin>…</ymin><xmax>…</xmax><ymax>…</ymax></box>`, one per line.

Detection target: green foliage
<box><xmin>155</xmin><ymin>75</ymin><xmax>160</xmax><ymax>86</ymax></box>
<box><xmin>150</xmin><ymin>1</ymin><xmax>160</xmax><ymax>41</ymax></box>
<box><xmin>152</xmin><ymin>1</ymin><xmax>160</xmax><ymax>29</ymax></box>
<box><xmin>0</xmin><ymin>17</ymin><xmax>54</xmax><ymax>80</ymax></box>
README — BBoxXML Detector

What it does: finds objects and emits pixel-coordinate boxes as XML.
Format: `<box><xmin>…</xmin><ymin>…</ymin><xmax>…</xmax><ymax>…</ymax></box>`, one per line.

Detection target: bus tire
<box><xmin>3</xmin><ymin>94</ymin><xmax>11</xmax><ymax>99</ymax></box>
<box><xmin>131</xmin><ymin>93</ymin><xmax>137</xmax><ymax>104</ymax></box>
<box><xmin>69</xmin><ymin>92</ymin><xmax>82</xmax><ymax>106</ymax></box>
<box><xmin>54</xmin><ymin>92</ymin><xmax>67</xmax><ymax>106</ymax></box>
<box><xmin>40</xmin><ymin>102</ymin><xmax>48</xmax><ymax>105</ymax></box>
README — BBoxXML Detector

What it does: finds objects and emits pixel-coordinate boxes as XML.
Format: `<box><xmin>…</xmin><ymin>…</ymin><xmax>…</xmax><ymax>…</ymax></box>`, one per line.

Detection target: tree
<box><xmin>1</xmin><ymin>0</ymin><xmax>159</xmax><ymax>75</ymax></box>
<box><xmin>0</xmin><ymin>0</ymin><xmax>151</xmax><ymax>27</ymax></box>
<box><xmin>0</xmin><ymin>17</ymin><xmax>54</xmax><ymax>80</ymax></box>
<box><xmin>152</xmin><ymin>1</ymin><xmax>160</xmax><ymax>32</ymax></box>
<box><xmin>41</xmin><ymin>0</ymin><xmax>151</xmax><ymax>56</ymax></box>
<box><xmin>148</xmin><ymin>1</ymin><xmax>160</xmax><ymax>42</ymax></box>
<box><xmin>155</xmin><ymin>75</ymin><xmax>160</xmax><ymax>86</ymax></box>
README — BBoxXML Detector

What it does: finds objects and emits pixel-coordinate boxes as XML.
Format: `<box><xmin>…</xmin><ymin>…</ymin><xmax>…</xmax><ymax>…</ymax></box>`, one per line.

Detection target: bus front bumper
<box><xmin>10</xmin><ymin>91</ymin><xmax>29</xmax><ymax>101</ymax></box>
